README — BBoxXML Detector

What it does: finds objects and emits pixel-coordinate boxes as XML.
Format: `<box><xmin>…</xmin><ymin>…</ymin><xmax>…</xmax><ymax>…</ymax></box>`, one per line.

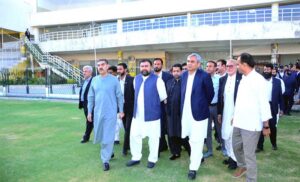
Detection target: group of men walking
<box><xmin>77</xmin><ymin>52</ymin><xmax>293</xmax><ymax>181</ymax></box>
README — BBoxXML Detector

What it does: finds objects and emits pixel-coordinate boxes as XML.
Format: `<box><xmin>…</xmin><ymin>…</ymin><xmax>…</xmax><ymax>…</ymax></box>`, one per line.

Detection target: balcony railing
<box><xmin>39</xmin><ymin>22</ymin><xmax>117</xmax><ymax>42</ymax></box>
<box><xmin>38</xmin><ymin>7</ymin><xmax>300</xmax><ymax>42</ymax></box>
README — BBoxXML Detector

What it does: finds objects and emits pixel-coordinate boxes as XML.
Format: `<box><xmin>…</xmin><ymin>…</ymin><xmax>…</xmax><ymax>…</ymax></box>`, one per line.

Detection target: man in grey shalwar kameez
<box><xmin>87</xmin><ymin>59</ymin><xmax>124</xmax><ymax>171</ymax></box>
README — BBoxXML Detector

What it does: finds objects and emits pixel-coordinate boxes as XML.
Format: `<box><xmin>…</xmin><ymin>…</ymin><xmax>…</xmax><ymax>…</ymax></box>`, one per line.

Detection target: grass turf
<box><xmin>0</xmin><ymin>99</ymin><xmax>299</xmax><ymax>182</ymax></box>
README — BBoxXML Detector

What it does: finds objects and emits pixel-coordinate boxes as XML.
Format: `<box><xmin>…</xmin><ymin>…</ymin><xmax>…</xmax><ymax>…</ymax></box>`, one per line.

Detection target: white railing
<box><xmin>39</xmin><ymin>23</ymin><xmax>117</xmax><ymax>42</ymax></box>
<box><xmin>24</xmin><ymin>37</ymin><xmax>83</xmax><ymax>83</ymax></box>
<box><xmin>0</xmin><ymin>41</ymin><xmax>22</xmax><ymax>69</ymax></box>
<box><xmin>38</xmin><ymin>7</ymin><xmax>300</xmax><ymax>42</ymax></box>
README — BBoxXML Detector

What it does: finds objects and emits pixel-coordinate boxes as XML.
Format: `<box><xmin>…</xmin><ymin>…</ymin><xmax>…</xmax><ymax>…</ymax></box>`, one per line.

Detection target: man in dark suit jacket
<box><xmin>117</xmin><ymin>63</ymin><xmax>134</xmax><ymax>156</ymax></box>
<box><xmin>79</xmin><ymin>65</ymin><xmax>94</xmax><ymax>143</ymax></box>
<box><xmin>283</xmin><ymin>69</ymin><xmax>297</xmax><ymax>115</ymax></box>
<box><xmin>217</xmin><ymin>59</ymin><xmax>242</xmax><ymax>170</ymax></box>
<box><xmin>180</xmin><ymin>53</ymin><xmax>214</xmax><ymax>180</ymax></box>
<box><xmin>153</xmin><ymin>58</ymin><xmax>173</xmax><ymax>153</ymax></box>
<box><xmin>257</xmin><ymin>63</ymin><xmax>284</xmax><ymax>151</ymax></box>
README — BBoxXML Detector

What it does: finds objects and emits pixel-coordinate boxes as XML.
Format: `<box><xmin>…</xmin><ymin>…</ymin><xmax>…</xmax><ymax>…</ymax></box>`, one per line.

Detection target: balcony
<box><xmin>38</xmin><ymin>7</ymin><xmax>300</xmax><ymax>53</ymax></box>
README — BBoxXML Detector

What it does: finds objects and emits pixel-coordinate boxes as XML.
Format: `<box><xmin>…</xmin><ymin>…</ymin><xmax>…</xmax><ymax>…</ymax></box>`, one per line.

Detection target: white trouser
<box><xmin>114</xmin><ymin>118</ymin><xmax>123</xmax><ymax>141</ymax></box>
<box><xmin>224</xmin><ymin>135</ymin><xmax>236</xmax><ymax>161</ymax></box>
<box><xmin>187</xmin><ymin>119</ymin><xmax>208</xmax><ymax>171</ymax></box>
<box><xmin>130</xmin><ymin>118</ymin><xmax>160</xmax><ymax>163</ymax></box>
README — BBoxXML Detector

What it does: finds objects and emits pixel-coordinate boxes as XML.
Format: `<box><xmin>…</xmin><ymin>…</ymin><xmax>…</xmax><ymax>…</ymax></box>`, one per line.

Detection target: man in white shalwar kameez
<box><xmin>217</xmin><ymin>59</ymin><xmax>242</xmax><ymax>170</ymax></box>
<box><xmin>181</xmin><ymin>53</ymin><xmax>214</xmax><ymax>180</ymax></box>
<box><xmin>126</xmin><ymin>59</ymin><xmax>167</xmax><ymax>169</ymax></box>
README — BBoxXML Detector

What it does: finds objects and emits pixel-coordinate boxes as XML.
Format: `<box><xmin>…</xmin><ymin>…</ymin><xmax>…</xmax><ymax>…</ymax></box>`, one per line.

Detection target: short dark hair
<box><xmin>217</xmin><ymin>59</ymin><xmax>226</xmax><ymax>66</ymax></box>
<box><xmin>265</xmin><ymin>63</ymin><xmax>274</xmax><ymax>69</ymax></box>
<box><xmin>182</xmin><ymin>62</ymin><xmax>187</xmax><ymax>67</ymax></box>
<box><xmin>239</xmin><ymin>53</ymin><xmax>255</xmax><ymax>68</ymax></box>
<box><xmin>207</xmin><ymin>60</ymin><xmax>217</xmax><ymax>67</ymax></box>
<box><xmin>153</xmin><ymin>58</ymin><xmax>163</xmax><ymax>64</ymax></box>
<box><xmin>172</xmin><ymin>63</ymin><xmax>182</xmax><ymax>71</ymax></box>
<box><xmin>108</xmin><ymin>65</ymin><xmax>117</xmax><ymax>72</ymax></box>
<box><xmin>117</xmin><ymin>62</ymin><xmax>128</xmax><ymax>69</ymax></box>
<box><xmin>139</xmin><ymin>59</ymin><xmax>152</xmax><ymax>66</ymax></box>
<box><xmin>98</xmin><ymin>59</ymin><xmax>108</xmax><ymax>64</ymax></box>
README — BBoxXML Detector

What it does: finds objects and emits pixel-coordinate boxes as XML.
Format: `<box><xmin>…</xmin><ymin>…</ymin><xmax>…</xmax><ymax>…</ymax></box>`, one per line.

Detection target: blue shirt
<box><xmin>211</xmin><ymin>74</ymin><xmax>220</xmax><ymax>104</ymax></box>
<box><xmin>81</xmin><ymin>77</ymin><xmax>92</xmax><ymax>101</ymax></box>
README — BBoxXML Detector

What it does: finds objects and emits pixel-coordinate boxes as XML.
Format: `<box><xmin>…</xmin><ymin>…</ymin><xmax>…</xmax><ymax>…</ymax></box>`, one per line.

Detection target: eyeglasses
<box><xmin>226</xmin><ymin>65</ymin><xmax>234</xmax><ymax>68</ymax></box>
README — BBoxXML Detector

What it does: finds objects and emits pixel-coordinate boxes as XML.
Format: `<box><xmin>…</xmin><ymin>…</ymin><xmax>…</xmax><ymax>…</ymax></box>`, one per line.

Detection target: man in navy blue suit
<box><xmin>257</xmin><ymin>63</ymin><xmax>284</xmax><ymax>152</ymax></box>
<box><xmin>181</xmin><ymin>53</ymin><xmax>214</xmax><ymax>180</ymax></box>
<box><xmin>283</xmin><ymin>68</ymin><xmax>297</xmax><ymax>115</ymax></box>
<box><xmin>153</xmin><ymin>58</ymin><xmax>173</xmax><ymax>153</ymax></box>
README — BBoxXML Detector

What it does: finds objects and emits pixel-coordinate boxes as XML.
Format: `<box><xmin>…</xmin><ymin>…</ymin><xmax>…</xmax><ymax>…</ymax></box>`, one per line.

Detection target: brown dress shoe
<box><xmin>232</xmin><ymin>167</ymin><xmax>247</xmax><ymax>178</ymax></box>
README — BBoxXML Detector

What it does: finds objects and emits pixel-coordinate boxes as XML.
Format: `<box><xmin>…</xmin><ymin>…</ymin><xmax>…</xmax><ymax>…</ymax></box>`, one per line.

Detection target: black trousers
<box><xmin>122</xmin><ymin>114</ymin><xmax>132</xmax><ymax>152</ymax></box>
<box><xmin>257</xmin><ymin>114</ymin><xmax>277</xmax><ymax>149</ymax></box>
<box><xmin>82</xmin><ymin>107</ymin><xmax>93</xmax><ymax>141</ymax></box>
<box><xmin>168</xmin><ymin>136</ymin><xmax>191</xmax><ymax>156</ymax></box>
<box><xmin>283</xmin><ymin>94</ymin><xmax>294</xmax><ymax>114</ymax></box>
<box><xmin>159</xmin><ymin>116</ymin><xmax>169</xmax><ymax>152</ymax></box>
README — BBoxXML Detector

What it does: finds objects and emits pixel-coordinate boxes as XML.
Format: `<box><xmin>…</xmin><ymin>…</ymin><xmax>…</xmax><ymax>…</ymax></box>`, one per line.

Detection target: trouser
<box><xmin>130</xmin><ymin>134</ymin><xmax>160</xmax><ymax>163</ymax></box>
<box><xmin>188</xmin><ymin>119</ymin><xmax>208</xmax><ymax>171</ymax></box>
<box><xmin>114</xmin><ymin>117</ymin><xmax>123</xmax><ymax>141</ymax></box>
<box><xmin>283</xmin><ymin>94</ymin><xmax>294</xmax><ymax>114</ymax></box>
<box><xmin>100</xmin><ymin>142</ymin><xmax>114</xmax><ymax>164</ymax></box>
<box><xmin>122</xmin><ymin>114</ymin><xmax>132</xmax><ymax>152</ymax></box>
<box><xmin>83</xmin><ymin>107</ymin><xmax>93</xmax><ymax>141</ymax></box>
<box><xmin>232</xmin><ymin>127</ymin><xmax>261</xmax><ymax>182</ymax></box>
<box><xmin>206</xmin><ymin>105</ymin><xmax>225</xmax><ymax>152</ymax></box>
<box><xmin>168</xmin><ymin>136</ymin><xmax>190</xmax><ymax>155</ymax></box>
<box><xmin>257</xmin><ymin>114</ymin><xmax>277</xmax><ymax>149</ymax></box>
<box><xmin>224</xmin><ymin>134</ymin><xmax>236</xmax><ymax>161</ymax></box>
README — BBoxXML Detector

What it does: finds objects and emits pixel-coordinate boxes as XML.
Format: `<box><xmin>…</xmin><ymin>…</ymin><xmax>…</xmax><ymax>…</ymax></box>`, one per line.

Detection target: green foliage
<box><xmin>66</xmin><ymin>79</ymin><xmax>76</xmax><ymax>84</ymax></box>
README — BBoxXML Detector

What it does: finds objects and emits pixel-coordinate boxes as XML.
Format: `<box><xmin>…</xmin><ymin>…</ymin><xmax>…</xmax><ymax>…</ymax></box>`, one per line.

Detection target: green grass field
<box><xmin>0</xmin><ymin>99</ymin><xmax>299</xmax><ymax>182</ymax></box>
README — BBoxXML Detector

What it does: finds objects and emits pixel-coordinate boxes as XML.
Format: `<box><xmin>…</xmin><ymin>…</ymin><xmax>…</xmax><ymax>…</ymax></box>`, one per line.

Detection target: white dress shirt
<box><xmin>233</xmin><ymin>70</ymin><xmax>272</xmax><ymax>131</ymax></box>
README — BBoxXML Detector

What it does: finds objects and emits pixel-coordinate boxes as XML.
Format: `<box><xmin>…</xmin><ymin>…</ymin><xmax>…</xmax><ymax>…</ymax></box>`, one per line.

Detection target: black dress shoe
<box><xmin>103</xmin><ymin>163</ymin><xmax>110</xmax><ymax>171</ymax></box>
<box><xmin>114</xmin><ymin>141</ymin><xmax>120</xmax><ymax>145</ymax></box>
<box><xmin>169</xmin><ymin>154</ymin><xmax>180</xmax><ymax>160</ymax></box>
<box><xmin>80</xmin><ymin>139</ymin><xmax>88</xmax><ymax>143</ymax></box>
<box><xmin>223</xmin><ymin>158</ymin><xmax>229</xmax><ymax>165</ymax></box>
<box><xmin>147</xmin><ymin>161</ymin><xmax>156</xmax><ymax>168</ymax></box>
<box><xmin>188</xmin><ymin>170</ymin><xmax>197</xmax><ymax>180</ymax></box>
<box><xmin>228</xmin><ymin>160</ymin><xmax>237</xmax><ymax>170</ymax></box>
<box><xmin>126</xmin><ymin>160</ymin><xmax>140</xmax><ymax>167</ymax></box>
<box><xmin>272</xmin><ymin>146</ymin><xmax>278</xmax><ymax>150</ymax></box>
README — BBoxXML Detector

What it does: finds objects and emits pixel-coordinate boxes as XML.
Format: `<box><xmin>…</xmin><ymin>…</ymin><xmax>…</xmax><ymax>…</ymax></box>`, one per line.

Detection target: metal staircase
<box><xmin>23</xmin><ymin>37</ymin><xmax>83</xmax><ymax>84</ymax></box>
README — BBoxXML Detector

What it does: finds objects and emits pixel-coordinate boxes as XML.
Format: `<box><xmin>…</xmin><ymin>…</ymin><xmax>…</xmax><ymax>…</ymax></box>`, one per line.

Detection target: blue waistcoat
<box><xmin>133</xmin><ymin>73</ymin><xmax>161</xmax><ymax>121</ymax></box>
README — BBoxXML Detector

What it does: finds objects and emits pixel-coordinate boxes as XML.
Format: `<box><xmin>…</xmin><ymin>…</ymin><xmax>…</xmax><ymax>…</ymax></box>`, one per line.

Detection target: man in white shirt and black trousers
<box><xmin>232</xmin><ymin>53</ymin><xmax>272</xmax><ymax>182</ymax></box>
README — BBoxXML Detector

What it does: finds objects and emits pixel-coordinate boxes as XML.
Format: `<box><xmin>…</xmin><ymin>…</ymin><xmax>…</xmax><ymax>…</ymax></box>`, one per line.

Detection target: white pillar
<box><xmin>187</xmin><ymin>12</ymin><xmax>191</xmax><ymax>27</ymax></box>
<box><xmin>31</xmin><ymin>27</ymin><xmax>40</xmax><ymax>43</ymax></box>
<box><xmin>117</xmin><ymin>19</ymin><xmax>123</xmax><ymax>34</ymax></box>
<box><xmin>272</xmin><ymin>3</ymin><xmax>279</xmax><ymax>22</ymax></box>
